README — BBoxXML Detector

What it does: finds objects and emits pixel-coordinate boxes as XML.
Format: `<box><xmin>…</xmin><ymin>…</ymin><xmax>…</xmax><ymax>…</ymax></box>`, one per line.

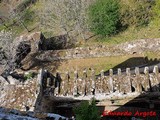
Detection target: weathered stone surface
<box><xmin>11</xmin><ymin>32</ymin><xmax>46</xmax><ymax>70</ymax></box>
<box><xmin>117</xmin><ymin>38</ymin><xmax>160</xmax><ymax>54</ymax></box>
<box><xmin>0</xmin><ymin>77</ymin><xmax>39</xmax><ymax>111</ymax></box>
<box><xmin>14</xmin><ymin>32</ymin><xmax>45</xmax><ymax>53</ymax></box>
<box><xmin>35</xmin><ymin>38</ymin><xmax>160</xmax><ymax>61</ymax></box>
<box><xmin>38</xmin><ymin>65</ymin><xmax>160</xmax><ymax>97</ymax></box>
<box><xmin>7</xmin><ymin>76</ymin><xmax>20</xmax><ymax>85</ymax></box>
<box><xmin>0</xmin><ymin>76</ymin><xmax>9</xmax><ymax>86</ymax></box>
<box><xmin>7</xmin><ymin>76</ymin><xmax>19</xmax><ymax>85</ymax></box>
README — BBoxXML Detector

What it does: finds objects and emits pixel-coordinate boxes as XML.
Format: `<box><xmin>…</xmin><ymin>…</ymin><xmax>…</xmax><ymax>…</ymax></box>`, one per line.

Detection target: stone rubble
<box><xmin>0</xmin><ymin>76</ymin><xmax>39</xmax><ymax>112</ymax></box>
<box><xmin>0</xmin><ymin>107</ymin><xmax>68</xmax><ymax>120</ymax></box>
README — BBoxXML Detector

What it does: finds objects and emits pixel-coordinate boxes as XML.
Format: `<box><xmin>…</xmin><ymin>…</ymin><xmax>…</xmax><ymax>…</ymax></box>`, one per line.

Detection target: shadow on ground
<box><xmin>97</xmin><ymin>57</ymin><xmax>160</xmax><ymax>76</ymax></box>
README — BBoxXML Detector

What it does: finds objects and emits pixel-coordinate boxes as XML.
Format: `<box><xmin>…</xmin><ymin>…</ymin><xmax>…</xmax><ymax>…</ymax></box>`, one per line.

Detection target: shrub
<box><xmin>22</xmin><ymin>9</ymin><xmax>35</xmax><ymax>25</ymax></box>
<box><xmin>153</xmin><ymin>0</ymin><xmax>160</xmax><ymax>18</ymax></box>
<box><xmin>24</xmin><ymin>72</ymin><xmax>34</xmax><ymax>80</ymax></box>
<box><xmin>74</xmin><ymin>98</ymin><xmax>100</xmax><ymax>120</ymax></box>
<box><xmin>88</xmin><ymin>0</ymin><xmax>120</xmax><ymax>36</ymax></box>
<box><xmin>120</xmin><ymin>0</ymin><xmax>154</xmax><ymax>27</ymax></box>
<box><xmin>17</xmin><ymin>0</ymin><xmax>37</xmax><ymax>12</ymax></box>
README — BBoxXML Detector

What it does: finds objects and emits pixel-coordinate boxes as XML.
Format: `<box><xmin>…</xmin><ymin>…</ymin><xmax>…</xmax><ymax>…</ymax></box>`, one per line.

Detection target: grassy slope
<box><xmin>1</xmin><ymin>0</ymin><xmax>159</xmax><ymax>40</ymax></box>
<box><xmin>0</xmin><ymin>0</ymin><xmax>39</xmax><ymax>35</ymax></box>
<box><xmin>1</xmin><ymin>1</ymin><xmax>160</xmax><ymax>74</ymax></box>
<box><xmin>85</xmin><ymin>19</ymin><xmax>160</xmax><ymax>46</ymax></box>
<box><xmin>79</xmin><ymin>19</ymin><xmax>160</xmax><ymax>74</ymax></box>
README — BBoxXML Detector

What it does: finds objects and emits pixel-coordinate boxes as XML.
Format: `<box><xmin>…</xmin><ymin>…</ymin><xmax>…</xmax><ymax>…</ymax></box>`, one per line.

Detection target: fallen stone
<box><xmin>0</xmin><ymin>76</ymin><xmax>9</xmax><ymax>86</ymax></box>
<box><xmin>7</xmin><ymin>76</ymin><xmax>19</xmax><ymax>85</ymax></box>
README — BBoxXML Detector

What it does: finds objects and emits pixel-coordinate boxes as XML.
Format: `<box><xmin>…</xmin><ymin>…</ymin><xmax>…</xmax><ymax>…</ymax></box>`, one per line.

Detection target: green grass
<box><xmin>45</xmin><ymin>51</ymin><xmax>160</xmax><ymax>76</ymax></box>
<box><xmin>1</xmin><ymin>0</ymin><xmax>160</xmax><ymax>45</ymax></box>
<box><xmin>85</xmin><ymin>19</ymin><xmax>160</xmax><ymax>46</ymax></box>
<box><xmin>50</xmin><ymin>54</ymin><xmax>150</xmax><ymax>75</ymax></box>
<box><xmin>144</xmin><ymin>51</ymin><xmax>160</xmax><ymax>60</ymax></box>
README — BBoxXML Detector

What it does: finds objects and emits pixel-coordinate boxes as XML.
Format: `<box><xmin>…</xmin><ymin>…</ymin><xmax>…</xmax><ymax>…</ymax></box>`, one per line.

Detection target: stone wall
<box><xmin>36</xmin><ymin>46</ymin><xmax>122</xmax><ymax>61</ymax></box>
<box><xmin>117</xmin><ymin>38</ymin><xmax>160</xmax><ymax>54</ymax></box>
<box><xmin>36</xmin><ymin>38</ymin><xmax>160</xmax><ymax>61</ymax></box>
<box><xmin>39</xmin><ymin>65</ymin><xmax>160</xmax><ymax>97</ymax></box>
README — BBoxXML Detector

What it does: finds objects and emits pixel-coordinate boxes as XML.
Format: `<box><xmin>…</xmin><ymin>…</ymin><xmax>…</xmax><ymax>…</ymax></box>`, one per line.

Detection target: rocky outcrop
<box><xmin>14</xmin><ymin>32</ymin><xmax>45</xmax><ymax>54</ymax></box>
<box><xmin>13</xmin><ymin>32</ymin><xmax>45</xmax><ymax>70</ymax></box>
<box><xmin>7</xmin><ymin>76</ymin><xmax>20</xmax><ymax>85</ymax></box>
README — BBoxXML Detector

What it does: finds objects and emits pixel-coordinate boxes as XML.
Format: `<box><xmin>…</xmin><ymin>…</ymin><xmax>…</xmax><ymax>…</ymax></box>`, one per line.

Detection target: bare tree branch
<box><xmin>38</xmin><ymin>0</ymin><xmax>93</xmax><ymax>41</ymax></box>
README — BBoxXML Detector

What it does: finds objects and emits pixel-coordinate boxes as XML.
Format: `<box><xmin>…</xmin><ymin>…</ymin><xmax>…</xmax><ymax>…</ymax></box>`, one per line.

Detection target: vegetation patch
<box><xmin>24</xmin><ymin>72</ymin><xmax>35</xmax><ymax>80</ymax></box>
<box><xmin>74</xmin><ymin>99</ymin><xmax>100</xmax><ymax>120</ymax></box>
<box><xmin>88</xmin><ymin>0</ymin><xmax>120</xmax><ymax>37</ymax></box>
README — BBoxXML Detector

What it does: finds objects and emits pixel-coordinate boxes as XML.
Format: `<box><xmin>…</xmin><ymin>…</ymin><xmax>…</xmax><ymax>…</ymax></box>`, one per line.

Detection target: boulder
<box><xmin>7</xmin><ymin>76</ymin><xmax>19</xmax><ymax>85</ymax></box>
<box><xmin>13</xmin><ymin>32</ymin><xmax>46</xmax><ymax>70</ymax></box>
<box><xmin>0</xmin><ymin>76</ymin><xmax>9</xmax><ymax>86</ymax></box>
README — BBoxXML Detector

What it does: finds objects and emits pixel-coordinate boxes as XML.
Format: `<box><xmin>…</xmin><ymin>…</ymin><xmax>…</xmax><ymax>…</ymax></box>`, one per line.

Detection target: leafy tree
<box><xmin>74</xmin><ymin>99</ymin><xmax>100</xmax><ymax>120</ymax></box>
<box><xmin>88</xmin><ymin>0</ymin><xmax>120</xmax><ymax>36</ymax></box>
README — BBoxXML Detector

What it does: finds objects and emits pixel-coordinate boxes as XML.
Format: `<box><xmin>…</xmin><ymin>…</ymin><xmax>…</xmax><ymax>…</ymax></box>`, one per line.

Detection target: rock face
<box><xmin>0</xmin><ymin>48</ymin><xmax>6</xmax><ymax>64</ymax></box>
<box><xmin>13</xmin><ymin>32</ymin><xmax>46</xmax><ymax>70</ymax></box>
<box><xmin>14</xmin><ymin>32</ymin><xmax>45</xmax><ymax>55</ymax></box>
<box><xmin>43</xmin><ymin>34</ymin><xmax>69</xmax><ymax>50</ymax></box>
<box><xmin>14</xmin><ymin>32</ymin><xmax>69</xmax><ymax>55</ymax></box>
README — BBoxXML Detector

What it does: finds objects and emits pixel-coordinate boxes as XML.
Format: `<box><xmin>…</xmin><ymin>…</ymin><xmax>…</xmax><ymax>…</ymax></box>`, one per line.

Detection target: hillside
<box><xmin>0</xmin><ymin>0</ymin><xmax>159</xmax><ymax>43</ymax></box>
<box><xmin>1</xmin><ymin>0</ymin><xmax>160</xmax><ymax>120</ymax></box>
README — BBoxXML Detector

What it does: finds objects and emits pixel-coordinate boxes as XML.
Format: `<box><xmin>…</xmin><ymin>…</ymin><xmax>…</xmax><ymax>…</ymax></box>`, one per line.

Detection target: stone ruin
<box><xmin>4</xmin><ymin>31</ymin><xmax>160</xmax><ymax>72</ymax></box>
<box><xmin>14</xmin><ymin>32</ymin><xmax>69</xmax><ymax>54</ymax></box>
<box><xmin>38</xmin><ymin>65</ymin><xmax>160</xmax><ymax>98</ymax></box>
<box><xmin>10</xmin><ymin>32</ymin><xmax>70</xmax><ymax>70</ymax></box>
